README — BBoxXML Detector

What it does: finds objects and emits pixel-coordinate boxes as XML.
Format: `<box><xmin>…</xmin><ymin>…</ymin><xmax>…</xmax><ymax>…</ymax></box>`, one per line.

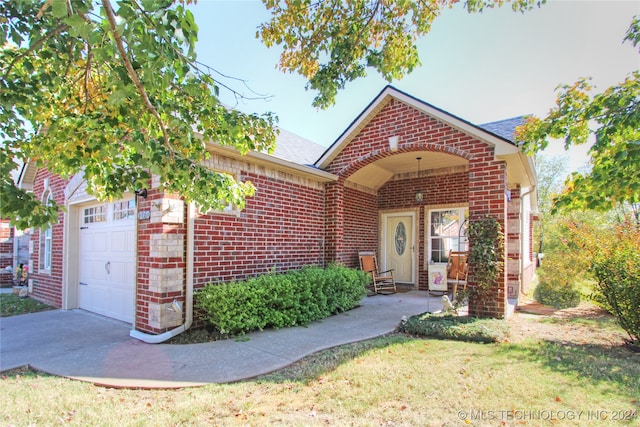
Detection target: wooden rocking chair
<box><xmin>446</xmin><ymin>250</ymin><xmax>469</xmax><ymax>298</ymax></box>
<box><xmin>358</xmin><ymin>251</ymin><xmax>397</xmax><ymax>295</ymax></box>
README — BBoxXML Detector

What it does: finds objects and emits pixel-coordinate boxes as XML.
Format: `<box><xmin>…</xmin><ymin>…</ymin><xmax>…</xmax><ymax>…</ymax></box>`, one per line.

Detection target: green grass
<box><xmin>1</xmin><ymin>320</ymin><xmax>638</xmax><ymax>426</ymax></box>
<box><xmin>0</xmin><ymin>293</ymin><xmax>53</xmax><ymax>317</ymax></box>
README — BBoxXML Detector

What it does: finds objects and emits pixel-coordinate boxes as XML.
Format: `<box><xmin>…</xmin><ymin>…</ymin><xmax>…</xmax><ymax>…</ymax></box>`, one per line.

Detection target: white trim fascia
<box><xmin>206</xmin><ymin>141</ymin><xmax>338</xmax><ymax>183</ymax></box>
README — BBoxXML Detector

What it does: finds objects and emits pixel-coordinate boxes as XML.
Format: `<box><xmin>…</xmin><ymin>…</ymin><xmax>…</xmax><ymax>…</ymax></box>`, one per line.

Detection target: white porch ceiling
<box><xmin>345</xmin><ymin>151</ymin><xmax>468</xmax><ymax>190</ymax></box>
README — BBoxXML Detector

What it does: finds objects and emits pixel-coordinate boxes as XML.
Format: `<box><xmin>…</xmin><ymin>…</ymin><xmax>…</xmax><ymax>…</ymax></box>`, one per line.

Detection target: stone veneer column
<box><xmin>135</xmin><ymin>189</ymin><xmax>186</xmax><ymax>334</ymax></box>
<box><xmin>506</xmin><ymin>187</ymin><xmax>522</xmax><ymax>300</ymax></box>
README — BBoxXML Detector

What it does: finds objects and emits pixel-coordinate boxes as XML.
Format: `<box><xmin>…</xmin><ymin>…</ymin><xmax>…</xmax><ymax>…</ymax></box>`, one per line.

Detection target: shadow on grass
<box><xmin>498</xmin><ymin>338</ymin><xmax>640</xmax><ymax>399</ymax></box>
<box><xmin>249</xmin><ymin>334</ymin><xmax>413</xmax><ymax>384</ymax></box>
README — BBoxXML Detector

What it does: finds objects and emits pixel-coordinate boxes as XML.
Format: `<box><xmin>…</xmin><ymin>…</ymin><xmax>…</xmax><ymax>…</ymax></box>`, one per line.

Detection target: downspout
<box><xmin>519</xmin><ymin>186</ymin><xmax>536</xmax><ymax>296</ymax></box>
<box><xmin>130</xmin><ymin>201</ymin><xmax>195</xmax><ymax>343</ymax></box>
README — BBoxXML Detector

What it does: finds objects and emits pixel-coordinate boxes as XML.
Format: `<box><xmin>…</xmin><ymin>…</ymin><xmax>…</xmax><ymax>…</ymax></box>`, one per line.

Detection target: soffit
<box><xmin>346</xmin><ymin>151</ymin><xmax>467</xmax><ymax>190</ymax></box>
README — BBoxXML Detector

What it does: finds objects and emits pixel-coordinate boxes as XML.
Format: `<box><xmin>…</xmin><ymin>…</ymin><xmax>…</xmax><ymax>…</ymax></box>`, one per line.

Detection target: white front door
<box><xmin>382</xmin><ymin>213</ymin><xmax>415</xmax><ymax>284</ymax></box>
<box><xmin>78</xmin><ymin>200</ymin><xmax>136</xmax><ymax>323</ymax></box>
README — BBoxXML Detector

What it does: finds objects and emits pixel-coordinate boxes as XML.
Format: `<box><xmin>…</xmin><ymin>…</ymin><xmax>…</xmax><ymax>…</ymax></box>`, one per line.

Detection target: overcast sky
<box><xmin>190</xmin><ymin>0</ymin><xmax>639</xmax><ymax>172</ymax></box>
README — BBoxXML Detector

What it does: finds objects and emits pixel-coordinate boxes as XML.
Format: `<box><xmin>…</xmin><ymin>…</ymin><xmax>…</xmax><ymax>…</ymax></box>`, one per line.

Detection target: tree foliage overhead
<box><xmin>1</xmin><ymin>0</ymin><xmax>277</xmax><ymax>229</ymax></box>
<box><xmin>259</xmin><ymin>0</ymin><xmax>542</xmax><ymax>109</ymax></box>
<box><xmin>516</xmin><ymin>16</ymin><xmax>640</xmax><ymax>215</ymax></box>
<box><xmin>1</xmin><ymin>0</ymin><xmax>546</xmax><ymax>229</ymax></box>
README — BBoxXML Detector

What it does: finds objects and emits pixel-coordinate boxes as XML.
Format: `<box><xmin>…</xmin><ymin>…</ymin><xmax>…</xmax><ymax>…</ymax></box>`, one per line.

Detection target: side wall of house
<box><xmin>29</xmin><ymin>170</ymin><xmax>67</xmax><ymax>307</ymax></box>
<box><xmin>22</xmin><ymin>156</ymin><xmax>330</xmax><ymax>333</ymax></box>
<box><xmin>192</xmin><ymin>160</ymin><xmax>326</xmax><ymax>289</ymax></box>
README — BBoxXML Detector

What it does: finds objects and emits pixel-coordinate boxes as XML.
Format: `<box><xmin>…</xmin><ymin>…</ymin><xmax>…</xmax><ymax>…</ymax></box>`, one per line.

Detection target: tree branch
<box><xmin>101</xmin><ymin>0</ymin><xmax>169</xmax><ymax>147</ymax></box>
<box><xmin>2</xmin><ymin>23</ymin><xmax>68</xmax><ymax>80</ymax></box>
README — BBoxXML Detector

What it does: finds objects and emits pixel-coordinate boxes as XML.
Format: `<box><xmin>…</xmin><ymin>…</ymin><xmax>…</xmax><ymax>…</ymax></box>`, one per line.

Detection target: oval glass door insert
<box><xmin>394</xmin><ymin>222</ymin><xmax>407</xmax><ymax>255</ymax></box>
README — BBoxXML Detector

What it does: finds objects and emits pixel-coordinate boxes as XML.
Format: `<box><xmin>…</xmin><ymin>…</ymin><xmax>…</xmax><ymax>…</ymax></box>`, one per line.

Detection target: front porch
<box><xmin>317</xmin><ymin>87</ymin><xmax>536</xmax><ymax>318</ymax></box>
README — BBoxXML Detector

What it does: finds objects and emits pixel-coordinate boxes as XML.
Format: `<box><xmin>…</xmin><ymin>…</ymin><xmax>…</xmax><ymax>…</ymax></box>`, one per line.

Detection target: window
<box><xmin>113</xmin><ymin>199</ymin><xmax>135</xmax><ymax>221</ymax></box>
<box><xmin>39</xmin><ymin>191</ymin><xmax>53</xmax><ymax>272</ymax></box>
<box><xmin>83</xmin><ymin>205</ymin><xmax>107</xmax><ymax>224</ymax></box>
<box><xmin>428</xmin><ymin>207</ymin><xmax>468</xmax><ymax>264</ymax></box>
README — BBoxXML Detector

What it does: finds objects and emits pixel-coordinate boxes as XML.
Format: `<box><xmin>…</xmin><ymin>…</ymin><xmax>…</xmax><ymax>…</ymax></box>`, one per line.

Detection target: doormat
<box><xmin>395</xmin><ymin>284</ymin><xmax>415</xmax><ymax>293</ymax></box>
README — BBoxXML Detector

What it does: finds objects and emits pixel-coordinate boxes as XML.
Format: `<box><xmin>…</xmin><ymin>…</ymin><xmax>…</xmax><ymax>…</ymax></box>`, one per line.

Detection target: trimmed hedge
<box><xmin>195</xmin><ymin>265</ymin><xmax>368</xmax><ymax>336</ymax></box>
<box><xmin>399</xmin><ymin>313</ymin><xmax>510</xmax><ymax>343</ymax></box>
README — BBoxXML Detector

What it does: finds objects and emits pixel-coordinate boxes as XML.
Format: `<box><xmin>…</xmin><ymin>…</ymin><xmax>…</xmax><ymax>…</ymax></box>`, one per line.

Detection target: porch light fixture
<box><xmin>415</xmin><ymin>157</ymin><xmax>423</xmax><ymax>203</ymax></box>
<box><xmin>134</xmin><ymin>188</ymin><xmax>148</xmax><ymax>199</ymax></box>
<box><xmin>389</xmin><ymin>135</ymin><xmax>399</xmax><ymax>151</ymax></box>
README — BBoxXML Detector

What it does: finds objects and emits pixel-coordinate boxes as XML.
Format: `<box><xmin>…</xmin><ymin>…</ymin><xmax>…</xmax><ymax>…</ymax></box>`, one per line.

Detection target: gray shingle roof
<box><xmin>479</xmin><ymin>116</ymin><xmax>527</xmax><ymax>143</ymax></box>
<box><xmin>271</xmin><ymin>127</ymin><xmax>327</xmax><ymax>165</ymax></box>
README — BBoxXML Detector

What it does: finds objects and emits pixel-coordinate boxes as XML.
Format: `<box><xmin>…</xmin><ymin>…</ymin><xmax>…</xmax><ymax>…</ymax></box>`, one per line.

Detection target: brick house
<box><xmin>17</xmin><ymin>86</ymin><xmax>537</xmax><ymax>342</ymax></box>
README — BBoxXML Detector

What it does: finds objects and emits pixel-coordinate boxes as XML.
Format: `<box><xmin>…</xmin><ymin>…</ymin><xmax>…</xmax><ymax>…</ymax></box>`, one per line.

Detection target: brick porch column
<box><xmin>468</xmin><ymin>152</ymin><xmax>508</xmax><ymax>318</ymax></box>
<box><xmin>135</xmin><ymin>189</ymin><xmax>186</xmax><ymax>334</ymax></box>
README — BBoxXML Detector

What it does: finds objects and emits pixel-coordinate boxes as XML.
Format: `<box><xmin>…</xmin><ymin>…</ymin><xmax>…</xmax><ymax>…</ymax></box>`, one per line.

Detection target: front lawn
<box><xmin>0</xmin><ymin>293</ymin><xmax>53</xmax><ymax>317</ymax></box>
<box><xmin>1</xmin><ymin>306</ymin><xmax>637</xmax><ymax>426</ymax></box>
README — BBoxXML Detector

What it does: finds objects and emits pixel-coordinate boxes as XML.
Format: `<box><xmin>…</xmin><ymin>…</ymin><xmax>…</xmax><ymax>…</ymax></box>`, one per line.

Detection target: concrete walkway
<box><xmin>0</xmin><ymin>291</ymin><xmax>442</xmax><ymax>389</ymax></box>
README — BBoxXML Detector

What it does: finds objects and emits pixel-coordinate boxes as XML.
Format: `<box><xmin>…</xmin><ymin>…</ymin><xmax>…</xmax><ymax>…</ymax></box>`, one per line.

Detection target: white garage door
<box><xmin>78</xmin><ymin>199</ymin><xmax>136</xmax><ymax>323</ymax></box>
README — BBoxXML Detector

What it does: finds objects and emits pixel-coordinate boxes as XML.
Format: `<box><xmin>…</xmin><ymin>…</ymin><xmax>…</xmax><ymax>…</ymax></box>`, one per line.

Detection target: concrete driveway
<box><xmin>0</xmin><ymin>291</ymin><xmax>441</xmax><ymax>388</ymax></box>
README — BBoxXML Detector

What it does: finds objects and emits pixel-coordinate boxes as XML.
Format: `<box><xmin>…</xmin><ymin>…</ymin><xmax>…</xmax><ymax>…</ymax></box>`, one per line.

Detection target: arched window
<box><xmin>39</xmin><ymin>190</ymin><xmax>53</xmax><ymax>272</ymax></box>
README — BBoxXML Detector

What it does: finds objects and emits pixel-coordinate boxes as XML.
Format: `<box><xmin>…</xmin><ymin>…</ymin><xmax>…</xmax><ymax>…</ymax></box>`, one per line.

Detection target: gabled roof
<box><xmin>316</xmin><ymin>85</ymin><xmax>522</xmax><ymax>168</ymax></box>
<box><xmin>314</xmin><ymin>85</ymin><xmax>536</xmax><ymax>189</ymax></box>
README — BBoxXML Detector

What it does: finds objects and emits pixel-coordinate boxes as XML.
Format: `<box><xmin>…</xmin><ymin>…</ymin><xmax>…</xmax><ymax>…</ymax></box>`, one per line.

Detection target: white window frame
<box><xmin>83</xmin><ymin>204</ymin><xmax>107</xmax><ymax>224</ymax></box>
<box><xmin>426</xmin><ymin>206</ymin><xmax>469</xmax><ymax>265</ymax></box>
<box><xmin>39</xmin><ymin>190</ymin><xmax>53</xmax><ymax>273</ymax></box>
<box><xmin>112</xmin><ymin>199</ymin><xmax>136</xmax><ymax>221</ymax></box>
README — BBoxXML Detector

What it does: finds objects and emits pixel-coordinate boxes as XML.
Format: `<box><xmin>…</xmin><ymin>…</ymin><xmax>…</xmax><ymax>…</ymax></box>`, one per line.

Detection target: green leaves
<box><xmin>196</xmin><ymin>266</ymin><xmax>367</xmax><ymax>336</ymax></box>
<box><xmin>467</xmin><ymin>217</ymin><xmax>504</xmax><ymax>315</ymax></box>
<box><xmin>516</xmin><ymin>17</ymin><xmax>640</xmax><ymax>213</ymax></box>
<box><xmin>1</xmin><ymin>0</ymin><xmax>277</xmax><ymax>228</ymax></box>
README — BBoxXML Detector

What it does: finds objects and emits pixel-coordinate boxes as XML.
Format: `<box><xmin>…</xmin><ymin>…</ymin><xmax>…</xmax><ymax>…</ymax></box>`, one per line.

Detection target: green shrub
<box><xmin>399</xmin><ymin>313</ymin><xmax>510</xmax><ymax>343</ymax></box>
<box><xmin>196</xmin><ymin>265</ymin><xmax>368</xmax><ymax>336</ymax></box>
<box><xmin>588</xmin><ymin>220</ymin><xmax>640</xmax><ymax>344</ymax></box>
<box><xmin>533</xmin><ymin>277</ymin><xmax>581</xmax><ymax>309</ymax></box>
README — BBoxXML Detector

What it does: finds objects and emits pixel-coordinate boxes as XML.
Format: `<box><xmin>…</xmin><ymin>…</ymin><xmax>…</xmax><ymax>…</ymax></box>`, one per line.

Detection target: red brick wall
<box><xmin>341</xmin><ymin>187</ymin><xmax>378</xmax><ymax>267</ymax></box>
<box><xmin>378</xmin><ymin>173</ymin><xmax>468</xmax><ymax>208</ymax></box>
<box><xmin>30</xmin><ymin>170</ymin><xmax>67</xmax><ymax>308</ymax></box>
<box><xmin>192</xmin><ymin>172</ymin><xmax>325</xmax><ymax>288</ymax></box>
<box><xmin>324</xmin><ymin>98</ymin><xmax>509</xmax><ymax>317</ymax></box>
<box><xmin>324</xmin><ymin>181</ymin><xmax>344</xmax><ymax>265</ymax></box>
<box><xmin>467</xmin><ymin>149</ymin><xmax>507</xmax><ymax>318</ymax></box>
<box><xmin>325</xmin><ymin>100</ymin><xmax>475</xmax><ymax>177</ymax></box>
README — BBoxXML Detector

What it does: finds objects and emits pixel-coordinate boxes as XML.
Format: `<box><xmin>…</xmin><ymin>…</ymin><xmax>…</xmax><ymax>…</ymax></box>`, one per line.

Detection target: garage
<box><xmin>78</xmin><ymin>199</ymin><xmax>136</xmax><ymax>323</ymax></box>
